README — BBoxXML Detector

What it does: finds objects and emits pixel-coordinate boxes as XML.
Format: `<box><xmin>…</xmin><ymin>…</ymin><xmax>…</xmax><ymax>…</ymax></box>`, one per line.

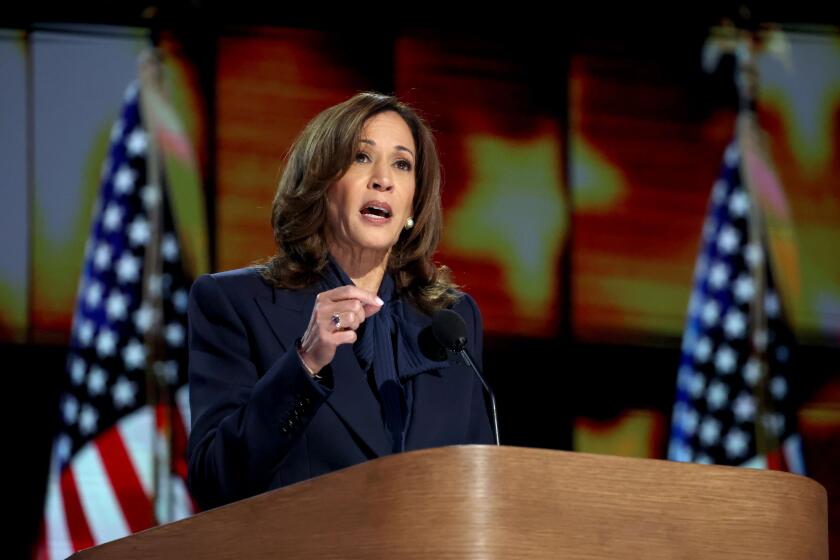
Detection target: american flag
<box><xmin>36</xmin><ymin>81</ymin><xmax>196</xmax><ymax>559</ymax></box>
<box><xmin>668</xmin><ymin>134</ymin><xmax>805</xmax><ymax>474</ymax></box>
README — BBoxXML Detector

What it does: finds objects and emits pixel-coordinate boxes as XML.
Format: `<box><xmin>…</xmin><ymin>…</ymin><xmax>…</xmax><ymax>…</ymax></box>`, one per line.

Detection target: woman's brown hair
<box><xmin>258</xmin><ymin>91</ymin><xmax>460</xmax><ymax>315</ymax></box>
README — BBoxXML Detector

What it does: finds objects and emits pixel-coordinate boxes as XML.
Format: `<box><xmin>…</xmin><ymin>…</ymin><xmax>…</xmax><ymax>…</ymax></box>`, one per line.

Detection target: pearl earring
<box><xmin>405</xmin><ymin>217</ymin><xmax>415</xmax><ymax>230</ymax></box>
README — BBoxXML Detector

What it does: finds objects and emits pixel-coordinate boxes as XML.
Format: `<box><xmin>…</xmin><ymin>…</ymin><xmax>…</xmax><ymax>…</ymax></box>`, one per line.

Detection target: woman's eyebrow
<box><xmin>360</xmin><ymin>138</ymin><xmax>415</xmax><ymax>160</ymax></box>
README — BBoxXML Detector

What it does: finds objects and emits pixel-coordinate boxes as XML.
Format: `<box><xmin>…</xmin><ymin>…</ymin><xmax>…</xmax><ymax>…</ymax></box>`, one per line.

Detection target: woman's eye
<box><xmin>356</xmin><ymin>152</ymin><xmax>412</xmax><ymax>171</ymax></box>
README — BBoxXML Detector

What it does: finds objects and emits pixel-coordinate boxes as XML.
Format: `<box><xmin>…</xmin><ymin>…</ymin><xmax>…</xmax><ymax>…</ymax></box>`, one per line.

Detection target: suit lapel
<box><xmin>254</xmin><ymin>286</ymin><xmax>392</xmax><ymax>458</ymax></box>
<box><xmin>327</xmin><ymin>344</ymin><xmax>393</xmax><ymax>457</ymax></box>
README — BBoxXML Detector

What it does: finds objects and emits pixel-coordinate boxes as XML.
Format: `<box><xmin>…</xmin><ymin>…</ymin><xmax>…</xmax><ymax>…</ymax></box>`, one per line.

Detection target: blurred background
<box><xmin>3</xmin><ymin>3</ymin><xmax>839</xmax><ymax>558</ymax></box>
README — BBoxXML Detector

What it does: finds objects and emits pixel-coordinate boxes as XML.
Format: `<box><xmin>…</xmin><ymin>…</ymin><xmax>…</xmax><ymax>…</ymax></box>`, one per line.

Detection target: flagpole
<box><xmin>137</xmin><ymin>45</ymin><xmax>173</xmax><ymax>525</ymax></box>
<box><xmin>731</xmin><ymin>21</ymin><xmax>795</xmax><ymax>468</ymax></box>
<box><xmin>734</xmin><ymin>45</ymin><xmax>777</xmax><ymax>463</ymax></box>
<box><xmin>701</xmin><ymin>17</ymin><xmax>795</xmax><ymax>469</ymax></box>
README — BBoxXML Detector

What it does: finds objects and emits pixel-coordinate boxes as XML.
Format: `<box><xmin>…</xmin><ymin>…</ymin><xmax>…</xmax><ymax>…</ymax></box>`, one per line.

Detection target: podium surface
<box><xmin>72</xmin><ymin>445</ymin><xmax>828</xmax><ymax>559</ymax></box>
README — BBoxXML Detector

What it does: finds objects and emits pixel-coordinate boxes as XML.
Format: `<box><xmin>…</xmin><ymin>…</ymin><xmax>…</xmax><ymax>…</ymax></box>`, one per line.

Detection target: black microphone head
<box><xmin>432</xmin><ymin>309</ymin><xmax>467</xmax><ymax>352</ymax></box>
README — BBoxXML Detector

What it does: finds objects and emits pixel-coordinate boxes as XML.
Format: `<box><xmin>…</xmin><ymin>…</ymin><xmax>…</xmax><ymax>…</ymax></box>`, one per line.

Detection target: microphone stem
<box><xmin>459</xmin><ymin>349</ymin><xmax>500</xmax><ymax>446</ymax></box>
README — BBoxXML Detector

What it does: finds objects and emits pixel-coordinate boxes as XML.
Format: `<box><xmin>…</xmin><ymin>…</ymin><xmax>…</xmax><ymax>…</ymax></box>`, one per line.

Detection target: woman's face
<box><xmin>325</xmin><ymin>110</ymin><xmax>417</xmax><ymax>258</ymax></box>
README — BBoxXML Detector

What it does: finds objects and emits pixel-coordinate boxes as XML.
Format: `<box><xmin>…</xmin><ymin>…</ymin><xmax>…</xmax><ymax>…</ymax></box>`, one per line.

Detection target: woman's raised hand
<box><xmin>297</xmin><ymin>286</ymin><xmax>384</xmax><ymax>375</ymax></box>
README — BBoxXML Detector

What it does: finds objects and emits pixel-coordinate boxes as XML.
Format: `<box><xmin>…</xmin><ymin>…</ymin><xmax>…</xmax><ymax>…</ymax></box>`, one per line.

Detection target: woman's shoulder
<box><xmin>192</xmin><ymin>266</ymin><xmax>274</xmax><ymax>302</ymax></box>
<box><xmin>208</xmin><ymin>265</ymin><xmax>265</xmax><ymax>283</ymax></box>
<box><xmin>443</xmin><ymin>288</ymin><xmax>482</xmax><ymax>328</ymax></box>
<box><xmin>445</xmin><ymin>287</ymin><xmax>477</xmax><ymax>309</ymax></box>
<box><xmin>198</xmin><ymin>265</ymin><xmax>266</xmax><ymax>286</ymax></box>
<box><xmin>397</xmin><ymin>286</ymin><xmax>480</xmax><ymax>318</ymax></box>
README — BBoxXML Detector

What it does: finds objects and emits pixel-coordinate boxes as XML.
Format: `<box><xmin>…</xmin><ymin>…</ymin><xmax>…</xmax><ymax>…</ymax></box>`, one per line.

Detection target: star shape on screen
<box><xmin>444</xmin><ymin>131</ymin><xmax>568</xmax><ymax>322</ymax></box>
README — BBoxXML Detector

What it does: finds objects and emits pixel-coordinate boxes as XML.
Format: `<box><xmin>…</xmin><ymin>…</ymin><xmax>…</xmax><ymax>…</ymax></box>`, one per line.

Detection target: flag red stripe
<box><xmin>766</xmin><ymin>447</ymin><xmax>784</xmax><ymax>471</ymax></box>
<box><xmin>96</xmin><ymin>429</ymin><xmax>155</xmax><ymax>533</ymax></box>
<box><xmin>60</xmin><ymin>466</ymin><xmax>95</xmax><ymax>552</ymax></box>
<box><xmin>172</xmin><ymin>405</ymin><xmax>189</xmax><ymax>480</ymax></box>
<box><xmin>33</xmin><ymin>517</ymin><xmax>48</xmax><ymax>560</ymax></box>
<box><xmin>169</xmin><ymin>402</ymin><xmax>198</xmax><ymax>513</ymax></box>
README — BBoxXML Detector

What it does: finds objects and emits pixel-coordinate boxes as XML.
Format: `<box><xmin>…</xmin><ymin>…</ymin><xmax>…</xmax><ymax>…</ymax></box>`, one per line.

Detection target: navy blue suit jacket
<box><xmin>187</xmin><ymin>267</ymin><xmax>493</xmax><ymax>510</ymax></box>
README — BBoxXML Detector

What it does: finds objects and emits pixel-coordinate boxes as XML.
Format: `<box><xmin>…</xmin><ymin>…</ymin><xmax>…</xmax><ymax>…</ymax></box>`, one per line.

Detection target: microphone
<box><xmin>431</xmin><ymin>309</ymin><xmax>500</xmax><ymax>445</ymax></box>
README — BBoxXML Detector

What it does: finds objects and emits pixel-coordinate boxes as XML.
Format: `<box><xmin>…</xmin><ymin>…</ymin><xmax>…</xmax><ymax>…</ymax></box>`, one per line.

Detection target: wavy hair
<box><xmin>258</xmin><ymin>92</ymin><xmax>460</xmax><ymax>314</ymax></box>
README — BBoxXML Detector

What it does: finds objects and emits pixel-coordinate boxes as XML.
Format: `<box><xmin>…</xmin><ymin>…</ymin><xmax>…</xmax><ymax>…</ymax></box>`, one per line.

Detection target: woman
<box><xmin>187</xmin><ymin>92</ymin><xmax>493</xmax><ymax>511</ymax></box>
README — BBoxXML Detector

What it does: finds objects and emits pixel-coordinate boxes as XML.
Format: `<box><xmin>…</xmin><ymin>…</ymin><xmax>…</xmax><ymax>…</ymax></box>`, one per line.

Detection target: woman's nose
<box><xmin>370</xmin><ymin>167</ymin><xmax>394</xmax><ymax>191</ymax></box>
<box><xmin>371</xmin><ymin>180</ymin><xmax>393</xmax><ymax>191</ymax></box>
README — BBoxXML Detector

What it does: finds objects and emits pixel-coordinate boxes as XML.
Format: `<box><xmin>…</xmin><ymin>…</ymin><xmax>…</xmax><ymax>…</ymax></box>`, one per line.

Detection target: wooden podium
<box><xmin>72</xmin><ymin>445</ymin><xmax>827</xmax><ymax>559</ymax></box>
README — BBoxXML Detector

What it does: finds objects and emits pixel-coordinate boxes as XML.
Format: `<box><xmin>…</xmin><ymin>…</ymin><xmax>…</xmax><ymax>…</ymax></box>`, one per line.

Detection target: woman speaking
<box><xmin>187</xmin><ymin>92</ymin><xmax>493</xmax><ymax>510</ymax></box>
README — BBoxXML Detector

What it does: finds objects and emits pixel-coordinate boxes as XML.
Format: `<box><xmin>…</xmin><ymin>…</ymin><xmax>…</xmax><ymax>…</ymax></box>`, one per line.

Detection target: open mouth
<box><xmin>360</xmin><ymin>201</ymin><xmax>393</xmax><ymax>219</ymax></box>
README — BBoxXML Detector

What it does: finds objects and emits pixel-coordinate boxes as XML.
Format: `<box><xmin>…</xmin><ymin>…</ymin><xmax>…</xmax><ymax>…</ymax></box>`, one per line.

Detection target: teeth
<box><xmin>364</xmin><ymin>205</ymin><xmax>390</xmax><ymax>217</ymax></box>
